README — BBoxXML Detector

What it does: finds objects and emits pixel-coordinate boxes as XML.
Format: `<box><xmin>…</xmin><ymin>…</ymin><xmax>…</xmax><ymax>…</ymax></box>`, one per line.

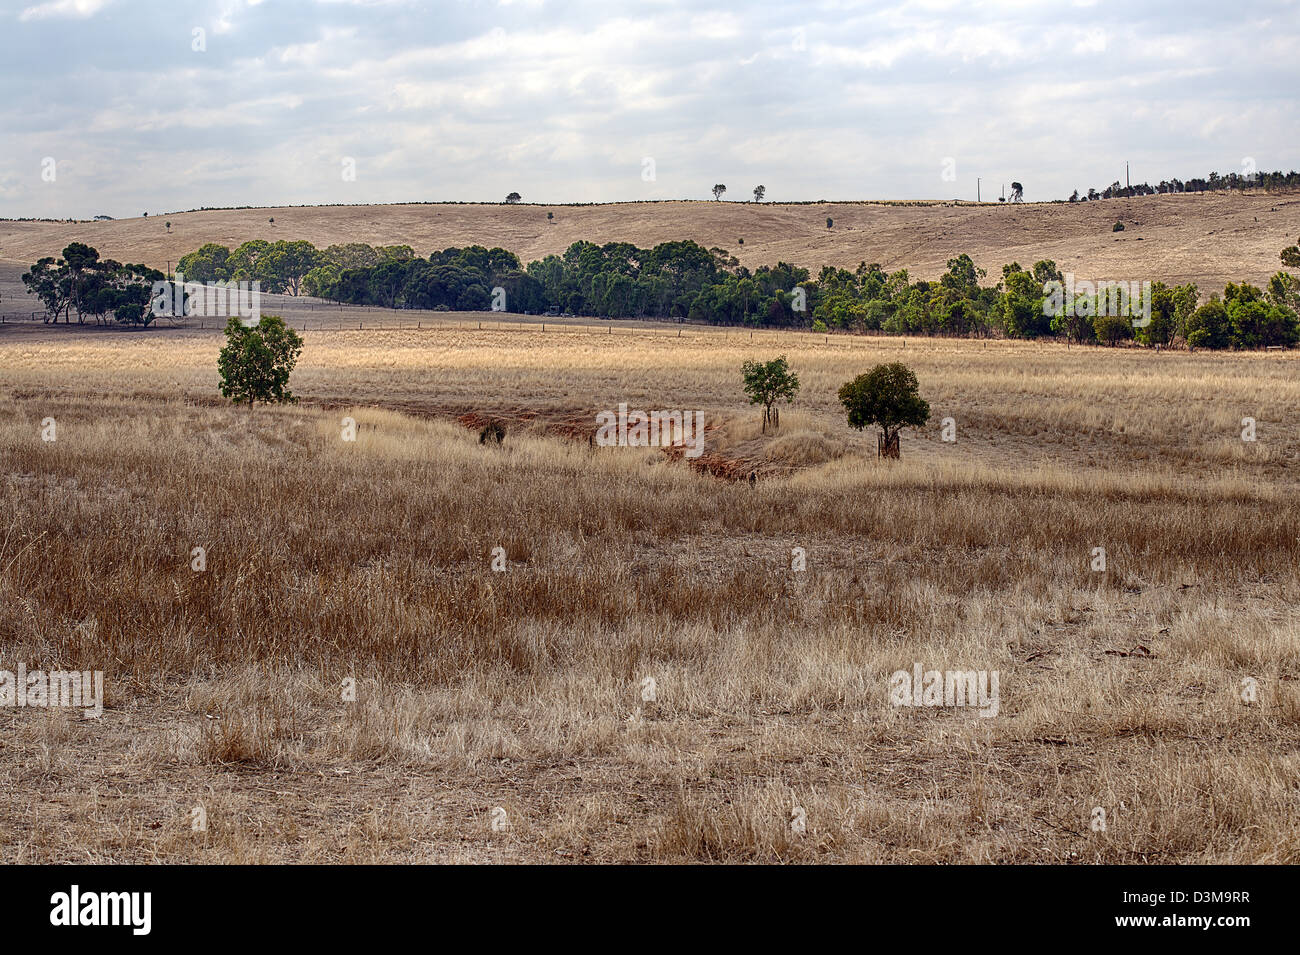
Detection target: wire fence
<box><xmin>0</xmin><ymin>295</ymin><xmax>908</xmax><ymax>345</ymax></box>
<box><xmin>0</xmin><ymin>308</ymin><xmax>789</xmax><ymax>341</ymax></box>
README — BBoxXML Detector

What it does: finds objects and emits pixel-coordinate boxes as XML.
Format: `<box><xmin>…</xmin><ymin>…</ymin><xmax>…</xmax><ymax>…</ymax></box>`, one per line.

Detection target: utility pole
<box><xmin>977</xmin><ymin>178</ymin><xmax>981</xmax><ymax>202</ymax></box>
<box><xmin>1126</xmin><ymin>162</ymin><xmax>1130</xmax><ymax>194</ymax></box>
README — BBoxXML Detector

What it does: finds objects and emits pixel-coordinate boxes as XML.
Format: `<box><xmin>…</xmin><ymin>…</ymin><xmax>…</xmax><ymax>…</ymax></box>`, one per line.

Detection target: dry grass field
<box><xmin>2</xmin><ymin>316</ymin><xmax>1299</xmax><ymax>863</ymax></box>
<box><xmin>4</xmin><ymin>190</ymin><xmax>1299</xmax><ymax>290</ymax></box>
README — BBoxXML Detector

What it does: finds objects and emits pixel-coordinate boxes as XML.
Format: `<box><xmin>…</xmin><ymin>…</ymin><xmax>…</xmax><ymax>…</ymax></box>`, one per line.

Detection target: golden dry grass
<box><xmin>1</xmin><ymin>320</ymin><xmax>1298</xmax><ymax>863</ymax></box>
<box><xmin>3</xmin><ymin>190</ymin><xmax>1299</xmax><ymax>289</ymax></box>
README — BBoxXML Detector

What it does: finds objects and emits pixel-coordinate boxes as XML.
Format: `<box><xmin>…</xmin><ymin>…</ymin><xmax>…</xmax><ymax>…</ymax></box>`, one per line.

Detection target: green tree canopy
<box><xmin>177</xmin><ymin>243</ymin><xmax>231</xmax><ymax>283</ymax></box>
<box><xmin>1280</xmin><ymin>234</ymin><xmax>1300</xmax><ymax>271</ymax></box>
<box><xmin>217</xmin><ymin>315</ymin><xmax>303</xmax><ymax>407</ymax></box>
<box><xmin>740</xmin><ymin>355</ymin><xmax>800</xmax><ymax>432</ymax></box>
<box><xmin>838</xmin><ymin>362</ymin><xmax>930</xmax><ymax>459</ymax></box>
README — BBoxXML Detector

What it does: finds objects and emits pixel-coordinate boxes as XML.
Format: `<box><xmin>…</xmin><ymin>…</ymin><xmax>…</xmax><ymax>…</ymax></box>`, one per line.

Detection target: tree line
<box><xmin>1066</xmin><ymin>169</ymin><xmax>1300</xmax><ymax>201</ymax></box>
<box><xmin>256</xmin><ymin>235</ymin><xmax>1295</xmax><ymax>349</ymax></box>
<box><xmin>26</xmin><ymin>234</ymin><xmax>1300</xmax><ymax>349</ymax></box>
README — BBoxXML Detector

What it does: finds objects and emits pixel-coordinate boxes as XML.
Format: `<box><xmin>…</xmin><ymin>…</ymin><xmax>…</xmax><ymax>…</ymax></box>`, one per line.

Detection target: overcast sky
<box><xmin>1</xmin><ymin>0</ymin><xmax>1297</xmax><ymax>218</ymax></box>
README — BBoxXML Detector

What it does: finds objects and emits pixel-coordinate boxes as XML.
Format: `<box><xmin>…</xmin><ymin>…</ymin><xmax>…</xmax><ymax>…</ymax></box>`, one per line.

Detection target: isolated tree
<box><xmin>165</xmin><ymin>221</ymin><xmax>171</xmax><ymax>233</ymax></box>
<box><xmin>838</xmin><ymin>362</ymin><xmax>930</xmax><ymax>459</ymax></box>
<box><xmin>217</xmin><ymin>315</ymin><xmax>303</xmax><ymax>408</ymax></box>
<box><xmin>505</xmin><ymin>192</ymin><xmax>522</xmax><ymax>204</ymax></box>
<box><xmin>268</xmin><ymin>217</ymin><xmax>275</xmax><ymax>226</ymax></box>
<box><xmin>741</xmin><ymin>355</ymin><xmax>800</xmax><ymax>432</ymax></box>
<box><xmin>1010</xmin><ymin>182</ymin><xmax>1024</xmax><ymax>202</ymax></box>
<box><xmin>547</xmin><ymin>211</ymin><xmax>554</xmax><ymax>222</ymax></box>
<box><xmin>712</xmin><ymin>184</ymin><xmax>727</xmax><ymax>201</ymax></box>
<box><xmin>753</xmin><ymin>185</ymin><xmax>766</xmax><ymax>203</ymax></box>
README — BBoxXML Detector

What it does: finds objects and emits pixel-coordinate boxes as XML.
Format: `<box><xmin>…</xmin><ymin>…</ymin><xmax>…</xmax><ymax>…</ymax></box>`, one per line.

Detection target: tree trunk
<box><xmin>878</xmin><ymin>430</ymin><xmax>900</xmax><ymax>459</ymax></box>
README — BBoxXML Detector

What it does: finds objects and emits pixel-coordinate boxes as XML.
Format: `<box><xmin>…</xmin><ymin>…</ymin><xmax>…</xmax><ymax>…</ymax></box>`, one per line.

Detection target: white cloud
<box><xmin>19</xmin><ymin>0</ymin><xmax>110</xmax><ymax>20</ymax></box>
<box><xmin>1</xmin><ymin>0</ymin><xmax>1296</xmax><ymax>218</ymax></box>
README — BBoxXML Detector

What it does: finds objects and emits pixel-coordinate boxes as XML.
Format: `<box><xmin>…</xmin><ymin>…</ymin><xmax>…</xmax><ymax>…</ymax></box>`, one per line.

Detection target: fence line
<box><xmin>0</xmin><ymin>309</ymin><xmax>878</xmax><ymax>347</ymax></box>
<box><xmin>2</xmin><ymin>310</ymin><xmax>764</xmax><ymax>339</ymax></box>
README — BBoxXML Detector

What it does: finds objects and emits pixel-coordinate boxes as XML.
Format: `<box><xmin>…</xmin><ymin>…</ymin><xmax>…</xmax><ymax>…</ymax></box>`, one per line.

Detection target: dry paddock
<box><xmin>1</xmin><ymin>318</ymin><xmax>1298</xmax><ymax>862</ymax></box>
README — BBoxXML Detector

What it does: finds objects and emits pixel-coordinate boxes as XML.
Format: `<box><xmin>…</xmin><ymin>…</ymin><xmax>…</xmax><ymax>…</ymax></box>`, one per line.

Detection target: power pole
<box><xmin>977</xmin><ymin>178</ymin><xmax>981</xmax><ymax>202</ymax></box>
<box><xmin>1126</xmin><ymin>162</ymin><xmax>1130</xmax><ymax>193</ymax></box>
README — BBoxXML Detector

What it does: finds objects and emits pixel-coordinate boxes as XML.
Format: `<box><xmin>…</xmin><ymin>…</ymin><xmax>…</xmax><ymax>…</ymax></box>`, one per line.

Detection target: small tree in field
<box><xmin>838</xmin><ymin>362</ymin><xmax>929</xmax><ymax>459</ymax></box>
<box><xmin>218</xmin><ymin>315</ymin><xmax>303</xmax><ymax>407</ymax></box>
<box><xmin>741</xmin><ymin>355</ymin><xmax>800</xmax><ymax>432</ymax></box>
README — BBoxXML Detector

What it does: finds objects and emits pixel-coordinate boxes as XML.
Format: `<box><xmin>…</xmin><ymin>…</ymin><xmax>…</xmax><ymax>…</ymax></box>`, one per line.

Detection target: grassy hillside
<box><xmin>3</xmin><ymin>192</ymin><xmax>1298</xmax><ymax>291</ymax></box>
